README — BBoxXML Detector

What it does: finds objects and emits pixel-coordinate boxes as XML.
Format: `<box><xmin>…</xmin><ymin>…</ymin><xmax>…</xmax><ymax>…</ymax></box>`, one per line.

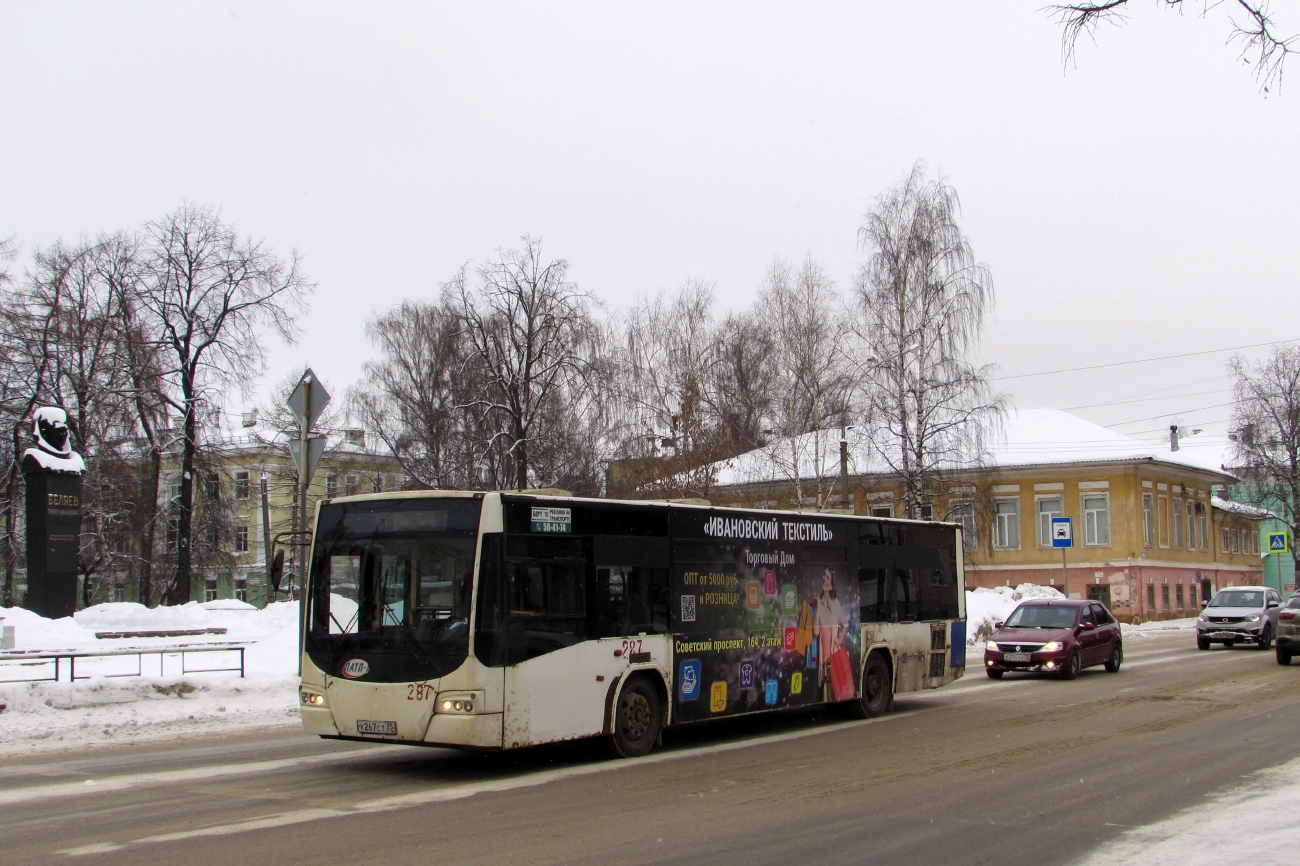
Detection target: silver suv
<box><xmin>1196</xmin><ymin>586</ymin><xmax>1282</xmax><ymax>651</ymax></box>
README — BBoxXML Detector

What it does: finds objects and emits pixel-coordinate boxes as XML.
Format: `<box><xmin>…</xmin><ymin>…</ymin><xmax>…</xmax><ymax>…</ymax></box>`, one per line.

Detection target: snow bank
<box><xmin>965</xmin><ymin>583</ymin><xmax>1064</xmax><ymax>644</ymax></box>
<box><xmin>0</xmin><ymin>601</ymin><xmax>302</xmax><ymax>755</ymax></box>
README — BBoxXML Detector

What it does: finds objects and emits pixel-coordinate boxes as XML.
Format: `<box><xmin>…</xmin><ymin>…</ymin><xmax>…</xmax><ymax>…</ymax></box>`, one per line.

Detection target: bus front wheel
<box><xmin>845</xmin><ymin>652</ymin><xmax>892</xmax><ymax>719</ymax></box>
<box><xmin>609</xmin><ymin>676</ymin><xmax>662</xmax><ymax>759</ymax></box>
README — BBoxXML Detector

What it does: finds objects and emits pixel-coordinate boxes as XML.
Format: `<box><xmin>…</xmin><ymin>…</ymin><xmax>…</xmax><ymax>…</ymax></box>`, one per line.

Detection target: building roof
<box><xmin>1211</xmin><ymin>496</ymin><xmax>1274</xmax><ymax>520</ymax></box>
<box><xmin>706</xmin><ymin>408</ymin><xmax>1236</xmax><ymax>489</ymax></box>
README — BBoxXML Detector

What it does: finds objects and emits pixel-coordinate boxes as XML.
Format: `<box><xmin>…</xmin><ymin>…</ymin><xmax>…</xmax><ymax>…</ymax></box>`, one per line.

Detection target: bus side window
<box><xmin>893</xmin><ymin>569</ymin><xmax>919</xmax><ymax>622</ymax></box>
<box><xmin>474</xmin><ymin>534</ymin><xmax>506</xmax><ymax>667</ymax></box>
<box><xmin>858</xmin><ymin>567</ymin><xmax>887</xmax><ymax>623</ymax></box>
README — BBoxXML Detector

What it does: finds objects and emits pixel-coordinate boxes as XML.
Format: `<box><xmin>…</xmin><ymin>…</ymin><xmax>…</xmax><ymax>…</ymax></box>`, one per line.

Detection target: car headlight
<box><xmin>1247</xmin><ymin>614</ymin><xmax>1261</xmax><ymax>622</ymax></box>
<box><xmin>1198</xmin><ymin>613</ymin><xmax>1208</xmax><ymax>622</ymax></box>
<box><xmin>986</xmin><ymin>640</ymin><xmax>1000</xmax><ymax>651</ymax></box>
<box><xmin>1042</xmin><ymin>641</ymin><xmax>1064</xmax><ymax>652</ymax></box>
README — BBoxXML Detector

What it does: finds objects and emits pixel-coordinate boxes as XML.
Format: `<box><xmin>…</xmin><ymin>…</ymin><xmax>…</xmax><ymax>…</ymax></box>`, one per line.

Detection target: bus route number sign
<box><xmin>531</xmin><ymin>507</ymin><xmax>572</xmax><ymax>534</ymax></box>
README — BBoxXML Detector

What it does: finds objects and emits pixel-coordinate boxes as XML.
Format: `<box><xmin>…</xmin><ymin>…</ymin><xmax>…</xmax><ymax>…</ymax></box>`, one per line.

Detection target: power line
<box><xmin>992</xmin><ymin>338</ymin><xmax>1299</xmax><ymax>382</ymax></box>
<box><xmin>1064</xmin><ymin>387</ymin><xmax>1230</xmax><ymax>411</ymax></box>
<box><xmin>1103</xmin><ymin>402</ymin><xmax>1235</xmax><ymax>428</ymax></box>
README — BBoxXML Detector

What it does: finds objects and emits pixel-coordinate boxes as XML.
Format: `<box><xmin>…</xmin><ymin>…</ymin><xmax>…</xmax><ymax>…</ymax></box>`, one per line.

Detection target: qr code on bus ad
<box><xmin>680</xmin><ymin>594</ymin><xmax>696</xmax><ymax>623</ymax></box>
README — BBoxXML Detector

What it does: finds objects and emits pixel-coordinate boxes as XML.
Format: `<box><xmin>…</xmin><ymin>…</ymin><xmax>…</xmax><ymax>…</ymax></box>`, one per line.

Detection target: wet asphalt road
<box><xmin>1</xmin><ymin>632</ymin><xmax>1297</xmax><ymax>866</ymax></box>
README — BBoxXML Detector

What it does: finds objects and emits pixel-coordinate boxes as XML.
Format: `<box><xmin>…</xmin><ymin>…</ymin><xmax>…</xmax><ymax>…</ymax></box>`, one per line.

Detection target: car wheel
<box><xmin>608</xmin><ymin>676</ymin><xmax>661</xmax><ymax>758</ymax></box>
<box><xmin>1196</xmin><ymin>636</ymin><xmax>1211</xmax><ymax>651</ymax></box>
<box><xmin>1104</xmin><ymin>644</ymin><xmax>1123</xmax><ymax>673</ymax></box>
<box><xmin>1258</xmin><ymin>625</ymin><xmax>1272</xmax><ymax>651</ymax></box>
<box><xmin>1277</xmin><ymin>648</ymin><xmax>1293</xmax><ymax>666</ymax></box>
<box><xmin>1060</xmin><ymin>649</ymin><xmax>1081</xmax><ymax>681</ymax></box>
<box><xmin>986</xmin><ymin>668</ymin><xmax>1004</xmax><ymax>680</ymax></box>
<box><xmin>1224</xmin><ymin>641</ymin><xmax>1235</xmax><ymax>648</ymax></box>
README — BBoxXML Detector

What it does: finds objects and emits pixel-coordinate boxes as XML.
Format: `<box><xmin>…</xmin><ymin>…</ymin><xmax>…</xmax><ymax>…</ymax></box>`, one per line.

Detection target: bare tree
<box><xmin>1051</xmin><ymin>1</ymin><xmax>1296</xmax><ymax>91</ymax></box>
<box><xmin>137</xmin><ymin>204</ymin><xmax>310</xmax><ymax>604</ymax></box>
<box><xmin>1229</xmin><ymin>345</ymin><xmax>1300</xmax><ymax>575</ymax></box>
<box><xmin>452</xmin><ymin>238</ymin><xmax>605</xmax><ymax>491</ymax></box>
<box><xmin>855</xmin><ymin>163</ymin><xmax>1005</xmax><ymax>519</ymax></box>
<box><xmin>611</xmin><ymin>280</ymin><xmax>737</xmax><ymax>498</ymax></box>
<box><xmin>349</xmin><ymin>299</ymin><xmax>474</xmax><ymax>489</ymax></box>
<box><xmin>754</xmin><ymin>255</ymin><xmax>855</xmax><ymax>511</ymax></box>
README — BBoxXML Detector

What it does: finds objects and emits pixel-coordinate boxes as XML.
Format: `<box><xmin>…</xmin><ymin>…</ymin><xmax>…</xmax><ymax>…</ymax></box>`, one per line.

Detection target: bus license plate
<box><xmin>1003</xmin><ymin>652</ymin><xmax>1031</xmax><ymax>662</ymax></box>
<box><xmin>357</xmin><ymin>719</ymin><xmax>397</xmax><ymax>736</ymax></box>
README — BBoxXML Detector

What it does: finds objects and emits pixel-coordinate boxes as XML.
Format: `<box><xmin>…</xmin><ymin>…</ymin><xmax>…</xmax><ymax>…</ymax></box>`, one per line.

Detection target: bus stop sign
<box><xmin>1051</xmin><ymin>517</ymin><xmax>1073</xmax><ymax>548</ymax></box>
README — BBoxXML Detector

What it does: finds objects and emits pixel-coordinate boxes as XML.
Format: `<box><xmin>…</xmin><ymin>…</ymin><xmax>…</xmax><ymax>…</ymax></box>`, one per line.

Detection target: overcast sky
<box><xmin>2</xmin><ymin>2</ymin><xmax>1296</xmax><ymax>448</ymax></box>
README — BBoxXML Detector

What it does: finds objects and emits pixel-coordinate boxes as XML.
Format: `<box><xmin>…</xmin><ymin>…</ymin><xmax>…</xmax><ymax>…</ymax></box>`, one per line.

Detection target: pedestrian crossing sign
<box><xmin>1267</xmin><ymin>531</ymin><xmax>1289</xmax><ymax>554</ymax></box>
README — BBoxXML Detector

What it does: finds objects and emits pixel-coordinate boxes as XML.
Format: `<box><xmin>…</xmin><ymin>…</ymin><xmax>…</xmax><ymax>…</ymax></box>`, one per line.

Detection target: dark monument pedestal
<box><xmin>23</xmin><ymin>469</ymin><xmax>81</xmax><ymax>619</ymax></box>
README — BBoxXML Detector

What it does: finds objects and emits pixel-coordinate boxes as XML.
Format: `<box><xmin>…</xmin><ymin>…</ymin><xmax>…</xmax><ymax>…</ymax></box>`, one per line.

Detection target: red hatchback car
<box><xmin>984</xmin><ymin>599</ymin><xmax>1123</xmax><ymax>680</ymax></box>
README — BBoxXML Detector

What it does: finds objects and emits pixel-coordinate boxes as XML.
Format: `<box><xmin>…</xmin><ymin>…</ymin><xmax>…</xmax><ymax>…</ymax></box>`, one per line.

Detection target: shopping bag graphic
<box><xmin>794</xmin><ymin>601</ymin><xmax>813</xmax><ymax>655</ymax></box>
<box><xmin>828</xmin><ymin>648</ymin><xmax>855</xmax><ymax>702</ymax></box>
<box><xmin>806</xmin><ymin>635</ymin><xmax>819</xmax><ymax>669</ymax></box>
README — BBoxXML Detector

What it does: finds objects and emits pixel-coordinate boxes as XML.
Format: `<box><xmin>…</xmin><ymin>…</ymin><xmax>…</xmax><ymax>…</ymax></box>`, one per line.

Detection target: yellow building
<box><xmin>700</xmin><ymin>410</ymin><xmax>1265</xmax><ymax>622</ymax></box>
<box><xmin>154</xmin><ymin>429</ymin><xmax>403</xmax><ymax>606</ymax></box>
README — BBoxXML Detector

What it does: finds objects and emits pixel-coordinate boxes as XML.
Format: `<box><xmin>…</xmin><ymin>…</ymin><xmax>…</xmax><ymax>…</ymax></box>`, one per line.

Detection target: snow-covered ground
<box><xmin>1073</xmin><ymin>755</ymin><xmax>1300</xmax><ymax>866</ymax></box>
<box><xmin>0</xmin><ymin>600</ymin><xmax>301</xmax><ymax>756</ymax></box>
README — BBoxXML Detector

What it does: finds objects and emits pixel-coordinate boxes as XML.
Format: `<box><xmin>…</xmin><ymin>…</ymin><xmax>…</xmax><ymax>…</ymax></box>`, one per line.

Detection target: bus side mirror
<box><xmin>270</xmin><ymin>549</ymin><xmax>285</xmax><ymax>595</ymax></box>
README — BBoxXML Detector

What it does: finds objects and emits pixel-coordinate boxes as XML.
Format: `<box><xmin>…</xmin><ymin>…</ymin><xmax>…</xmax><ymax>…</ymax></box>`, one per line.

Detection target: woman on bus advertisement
<box><xmin>813</xmin><ymin>566</ymin><xmax>850</xmax><ymax>699</ymax></box>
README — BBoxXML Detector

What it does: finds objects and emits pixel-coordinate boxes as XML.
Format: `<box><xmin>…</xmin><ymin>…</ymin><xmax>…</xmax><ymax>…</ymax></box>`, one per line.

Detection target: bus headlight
<box><xmin>435</xmin><ymin>691</ymin><xmax>483</xmax><ymax>714</ymax></box>
<box><xmin>300</xmin><ymin>690</ymin><xmax>327</xmax><ymax>707</ymax></box>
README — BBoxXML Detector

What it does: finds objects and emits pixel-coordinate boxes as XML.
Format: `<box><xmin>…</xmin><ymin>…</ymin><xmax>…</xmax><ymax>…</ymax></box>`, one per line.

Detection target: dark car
<box><xmin>984</xmin><ymin>599</ymin><xmax>1122</xmax><ymax>681</ymax></box>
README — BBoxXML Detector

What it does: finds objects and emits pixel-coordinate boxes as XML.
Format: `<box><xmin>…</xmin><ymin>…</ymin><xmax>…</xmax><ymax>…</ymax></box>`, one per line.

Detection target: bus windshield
<box><xmin>306</xmin><ymin>498</ymin><xmax>481</xmax><ymax>682</ymax></box>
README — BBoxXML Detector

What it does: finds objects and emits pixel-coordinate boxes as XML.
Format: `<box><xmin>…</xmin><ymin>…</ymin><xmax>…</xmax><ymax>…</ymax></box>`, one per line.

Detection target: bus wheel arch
<box><xmin>845</xmin><ymin>649</ymin><xmax>893</xmax><ymax>719</ymax></box>
<box><xmin>608</xmin><ymin>672</ymin><xmax>664</xmax><ymax>758</ymax></box>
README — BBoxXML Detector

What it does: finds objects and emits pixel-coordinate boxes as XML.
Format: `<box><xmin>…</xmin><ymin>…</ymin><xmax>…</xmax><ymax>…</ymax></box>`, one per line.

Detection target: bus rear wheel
<box><xmin>845</xmin><ymin>652</ymin><xmax>892</xmax><ymax>719</ymax></box>
<box><xmin>609</xmin><ymin>676</ymin><xmax>661</xmax><ymax>759</ymax></box>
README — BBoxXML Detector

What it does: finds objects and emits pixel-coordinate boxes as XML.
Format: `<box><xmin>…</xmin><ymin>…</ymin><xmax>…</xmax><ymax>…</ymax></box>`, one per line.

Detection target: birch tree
<box><xmin>855</xmin><ymin>163</ymin><xmax>1005</xmax><ymax>519</ymax></box>
<box><xmin>1229</xmin><ymin>346</ymin><xmax>1300</xmax><ymax>576</ymax></box>
<box><xmin>755</xmin><ymin>256</ymin><xmax>855</xmax><ymax>510</ymax></box>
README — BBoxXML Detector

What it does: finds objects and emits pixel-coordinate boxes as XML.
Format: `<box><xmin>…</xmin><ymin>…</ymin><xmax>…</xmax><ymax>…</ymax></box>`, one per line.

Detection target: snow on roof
<box><xmin>708</xmin><ymin>408</ymin><xmax>1236</xmax><ymax>489</ymax></box>
<box><xmin>1211</xmin><ymin>496</ymin><xmax>1274</xmax><ymax>520</ymax></box>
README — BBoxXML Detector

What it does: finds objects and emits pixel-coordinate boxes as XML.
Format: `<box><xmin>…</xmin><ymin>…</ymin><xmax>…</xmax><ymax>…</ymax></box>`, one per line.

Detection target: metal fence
<box><xmin>0</xmin><ymin>644</ymin><xmax>246</xmax><ymax>684</ymax></box>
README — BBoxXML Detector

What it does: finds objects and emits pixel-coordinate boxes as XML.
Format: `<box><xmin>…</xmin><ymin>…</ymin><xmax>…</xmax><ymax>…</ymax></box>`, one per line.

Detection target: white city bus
<box><xmin>299</xmin><ymin>491</ymin><xmax>966</xmax><ymax>757</ymax></box>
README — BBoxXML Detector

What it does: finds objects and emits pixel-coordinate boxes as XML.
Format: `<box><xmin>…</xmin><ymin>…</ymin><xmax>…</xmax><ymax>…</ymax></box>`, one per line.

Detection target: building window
<box><xmin>1172</xmin><ymin>498</ymin><xmax>1183</xmax><ymax>549</ymax></box>
<box><xmin>917</xmin><ymin>503</ymin><xmax>933</xmax><ymax>521</ymax></box>
<box><xmin>950</xmin><ymin>501</ymin><xmax>977</xmax><ymax>551</ymax></box>
<box><xmin>204</xmin><ymin>579</ymin><xmax>217</xmax><ymax>603</ymax></box>
<box><xmin>1082</xmin><ymin>494</ymin><xmax>1110</xmax><ymax>546</ymax></box>
<box><xmin>1161</xmin><ymin>584</ymin><xmax>1170</xmax><ymax>611</ymax></box>
<box><xmin>1186</xmin><ymin>500</ymin><xmax>1197</xmax><ymax>550</ymax></box>
<box><xmin>1231</xmin><ymin>530</ymin><xmax>1240</xmax><ymax>554</ymax></box>
<box><xmin>1197</xmin><ymin>502</ymin><xmax>1208</xmax><ymax>550</ymax></box>
<box><xmin>373</xmin><ymin>474</ymin><xmax>384</xmax><ymax>494</ymax></box>
<box><xmin>869</xmin><ymin>505</ymin><xmax>892</xmax><ymax>518</ymax></box>
<box><xmin>1221</xmin><ymin>527</ymin><xmax>1229</xmax><ymax>553</ymax></box>
<box><xmin>994</xmin><ymin>499</ymin><xmax>1020</xmax><ymax>550</ymax></box>
<box><xmin>204</xmin><ymin>471</ymin><xmax>220</xmax><ymax>501</ymax></box>
<box><xmin>1158</xmin><ymin>495</ymin><xmax>1170</xmax><ymax>547</ymax></box>
<box><xmin>203</xmin><ymin>523</ymin><xmax>218</xmax><ymax>550</ymax></box>
<box><xmin>234</xmin><ymin>578</ymin><xmax>247</xmax><ymax>602</ymax></box>
<box><xmin>1175</xmin><ymin>584</ymin><xmax>1184</xmax><ymax>609</ymax></box>
<box><xmin>326</xmin><ymin>472</ymin><xmax>339</xmax><ymax>499</ymax></box>
<box><xmin>234</xmin><ymin>525</ymin><xmax>249</xmax><ymax>554</ymax></box>
<box><xmin>1147</xmin><ymin>584</ymin><xmax>1156</xmax><ymax>611</ymax></box>
<box><xmin>233</xmin><ymin>470</ymin><xmax>251</xmax><ymax>501</ymax></box>
<box><xmin>1142</xmin><ymin>493</ymin><xmax>1154</xmax><ymax>547</ymax></box>
<box><xmin>1037</xmin><ymin>496</ymin><xmax>1063</xmax><ymax>547</ymax></box>
<box><xmin>345</xmin><ymin>474</ymin><xmax>359</xmax><ymax>497</ymax></box>
<box><xmin>169</xmin><ymin>475</ymin><xmax>183</xmax><ymax>502</ymax></box>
